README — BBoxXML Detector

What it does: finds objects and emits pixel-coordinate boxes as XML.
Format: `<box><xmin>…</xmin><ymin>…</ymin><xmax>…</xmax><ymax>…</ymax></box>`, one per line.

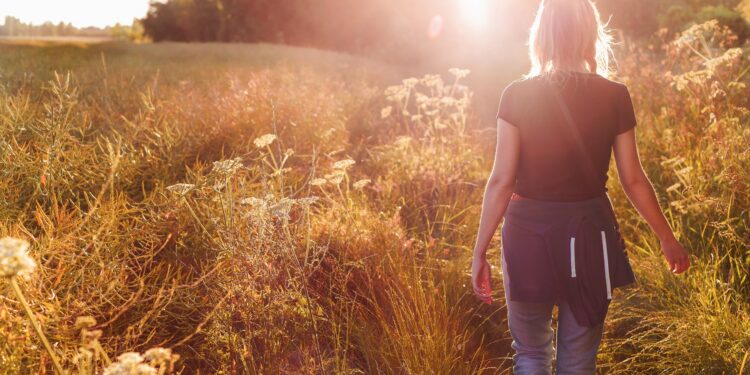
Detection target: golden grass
<box><xmin>0</xmin><ymin>21</ymin><xmax>748</xmax><ymax>373</ymax></box>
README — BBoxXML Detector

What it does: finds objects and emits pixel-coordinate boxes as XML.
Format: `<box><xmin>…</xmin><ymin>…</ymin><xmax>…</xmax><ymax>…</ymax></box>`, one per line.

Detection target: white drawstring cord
<box><xmin>570</xmin><ymin>237</ymin><xmax>576</xmax><ymax>278</ymax></box>
<box><xmin>601</xmin><ymin>231</ymin><xmax>612</xmax><ymax>300</ymax></box>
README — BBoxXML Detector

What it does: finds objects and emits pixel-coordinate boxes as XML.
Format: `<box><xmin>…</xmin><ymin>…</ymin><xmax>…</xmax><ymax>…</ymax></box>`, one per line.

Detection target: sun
<box><xmin>459</xmin><ymin>0</ymin><xmax>490</xmax><ymax>29</ymax></box>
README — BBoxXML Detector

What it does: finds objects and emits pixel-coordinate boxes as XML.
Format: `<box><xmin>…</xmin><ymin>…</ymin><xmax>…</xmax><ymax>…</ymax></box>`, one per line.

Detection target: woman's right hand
<box><xmin>660</xmin><ymin>238</ymin><xmax>690</xmax><ymax>274</ymax></box>
<box><xmin>472</xmin><ymin>253</ymin><xmax>494</xmax><ymax>304</ymax></box>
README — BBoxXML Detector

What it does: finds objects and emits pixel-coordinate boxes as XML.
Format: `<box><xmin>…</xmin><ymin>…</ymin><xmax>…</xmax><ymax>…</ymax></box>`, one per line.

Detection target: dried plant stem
<box><xmin>10</xmin><ymin>276</ymin><xmax>65</xmax><ymax>375</ymax></box>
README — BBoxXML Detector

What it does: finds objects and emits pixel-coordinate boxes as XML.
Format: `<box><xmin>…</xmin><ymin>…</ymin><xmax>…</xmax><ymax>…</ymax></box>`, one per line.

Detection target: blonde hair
<box><xmin>527</xmin><ymin>0</ymin><xmax>614</xmax><ymax>78</ymax></box>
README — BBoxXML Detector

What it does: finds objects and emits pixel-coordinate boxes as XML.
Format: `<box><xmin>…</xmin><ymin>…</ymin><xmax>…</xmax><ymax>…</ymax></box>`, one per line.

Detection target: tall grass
<box><xmin>0</xmin><ymin>21</ymin><xmax>748</xmax><ymax>373</ymax></box>
<box><xmin>599</xmin><ymin>20</ymin><xmax>750</xmax><ymax>374</ymax></box>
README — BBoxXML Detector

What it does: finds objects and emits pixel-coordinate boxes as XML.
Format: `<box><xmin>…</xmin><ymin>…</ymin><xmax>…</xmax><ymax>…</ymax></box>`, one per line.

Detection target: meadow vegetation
<box><xmin>0</xmin><ymin>20</ymin><xmax>748</xmax><ymax>374</ymax></box>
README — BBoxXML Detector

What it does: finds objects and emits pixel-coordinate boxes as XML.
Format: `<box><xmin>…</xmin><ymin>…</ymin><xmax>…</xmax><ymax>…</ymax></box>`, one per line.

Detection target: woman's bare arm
<box><xmin>613</xmin><ymin>128</ymin><xmax>690</xmax><ymax>274</ymax></box>
<box><xmin>473</xmin><ymin>118</ymin><xmax>520</xmax><ymax>256</ymax></box>
<box><xmin>471</xmin><ymin>118</ymin><xmax>521</xmax><ymax>304</ymax></box>
<box><xmin>471</xmin><ymin>118</ymin><xmax>520</xmax><ymax>303</ymax></box>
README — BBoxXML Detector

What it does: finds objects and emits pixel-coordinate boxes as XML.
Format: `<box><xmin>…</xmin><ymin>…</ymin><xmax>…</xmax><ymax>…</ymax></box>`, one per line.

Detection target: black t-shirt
<box><xmin>496</xmin><ymin>72</ymin><xmax>637</xmax><ymax>201</ymax></box>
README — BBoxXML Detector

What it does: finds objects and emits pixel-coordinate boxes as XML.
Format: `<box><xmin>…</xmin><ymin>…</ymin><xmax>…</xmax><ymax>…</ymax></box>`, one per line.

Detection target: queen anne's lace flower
<box><xmin>353</xmin><ymin>179</ymin><xmax>371</xmax><ymax>190</ymax></box>
<box><xmin>104</xmin><ymin>352</ymin><xmax>157</xmax><ymax>375</ymax></box>
<box><xmin>166</xmin><ymin>183</ymin><xmax>195</xmax><ymax>196</ymax></box>
<box><xmin>240</xmin><ymin>197</ymin><xmax>266</xmax><ymax>206</ymax></box>
<box><xmin>402</xmin><ymin>78</ymin><xmax>419</xmax><ymax>87</ymax></box>
<box><xmin>0</xmin><ymin>237</ymin><xmax>36</xmax><ymax>278</ymax></box>
<box><xmin>325</xmin><ymin>171</ymin><xmax>346</xmax><ymax>185</ymax></box>
<box><xmin>253</xmin><ymin>134</ymin><xmax>277</xmax><ymax>148</ymax></box>
<box><xmin>211</xmin><ymin>158</ymin><xmax>243</xmax><ymax>175</ymax></box>
<box><xmin>296</xmin><ymin>197</ymin><xmax>320</xmax><ymax>206</ymax></box>
<box><xmin>144</xmin><ymin>347</ymin><xmax>175</xmax><ymax>364</ymax></box>
<box><xmin>332</xmin><ymin>159</ymin><xmax>356</xmax><ymax>170</ymax></box>
<box><xmin>448</xmin><ymin>68</ymin><xmax>470</xmax><ymax>79</ymax></box>
<box><xmin>269</xmin><ymin>198</ymin><xmax>295</xmax><ymax>220</ymax></box>
<box><xmin>310</xmin><ymin>178</ymin><xmax>327</xmax><ymax>186</ymax></box>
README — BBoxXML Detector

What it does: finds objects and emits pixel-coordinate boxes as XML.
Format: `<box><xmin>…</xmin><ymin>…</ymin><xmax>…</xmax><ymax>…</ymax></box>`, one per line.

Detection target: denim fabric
<box><xmin>502</xmin><ymin>252</ymin><xmax>604</xmax><ymax>375</ymax></box>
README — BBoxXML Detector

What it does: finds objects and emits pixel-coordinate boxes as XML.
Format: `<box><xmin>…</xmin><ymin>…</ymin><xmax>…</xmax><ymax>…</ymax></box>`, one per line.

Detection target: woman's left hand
<box><xmin>472</xmin><ymin>253</ymin><xmax>493</xmax><ymax>304</ymax></box>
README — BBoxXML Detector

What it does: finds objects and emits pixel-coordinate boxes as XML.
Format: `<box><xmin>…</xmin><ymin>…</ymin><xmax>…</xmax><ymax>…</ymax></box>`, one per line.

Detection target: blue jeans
<box><xmin>502</xmin><ymin>253</ymin><xmax>604</xmax><ymax>375</ymax></box>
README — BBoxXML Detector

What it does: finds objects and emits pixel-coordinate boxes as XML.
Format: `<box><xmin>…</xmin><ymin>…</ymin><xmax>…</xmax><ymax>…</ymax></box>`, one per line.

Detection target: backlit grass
<box><xmin>0</xmin><ymin>22</ymin><xmax>748</xmax><ymax>373</ymax></box>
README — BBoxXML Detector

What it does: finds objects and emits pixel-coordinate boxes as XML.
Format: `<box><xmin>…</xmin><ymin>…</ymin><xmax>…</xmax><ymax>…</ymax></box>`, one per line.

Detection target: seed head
<box><xmin>75</xmin><ymin>316</ymin><xmax>97</xmax><ymax>330</ymax></box>
<box><xmin>254</xmin><ymin>134</ymin><xmax>277</xmax><ymax>148</ymax></box>
<box><xmin>324</xmin><ymin>171</ymin><xmax>345</xmax><ymax>185</ymax></box>
<box><xmin>166</xmin><ymin>183</ymin><xmax>195</xmax><ymax>196</ymax></box>
<box><xmin>353</xmin><ymin>179</ymin><xmax>371</xmax><ymax>190</ymax></box>
<box><xmin>449</xmin><ymin>68</ymin><xmax>470</xmax><ymax>79</ymax></box>
<box><xmin>104</xmin><ymin>352</ymin><xmax>157</xmax><ymax>375</ymax></box>
<box><xmin>144</xmin><ymin>347</ymin><xmax>174</xmax><ymax>364</ymax></box>
<box><xmin>0</xmin><ymin>237</ymin><xmax>36</xmax><ymax>279</ymax></box>
<box><xmin>310</xmin><ymin>178</ymin><xmax>327</xmax><ymax>186</ymax></box>
<box><xmin>332</xmin><ymin>159</ymin><xmax>356</xmax><ymax>170</ymax></box>
<box><xmin>211</xmin><ymin>158</ymin><xmax>243</xmax><ymax>175</ymax></box>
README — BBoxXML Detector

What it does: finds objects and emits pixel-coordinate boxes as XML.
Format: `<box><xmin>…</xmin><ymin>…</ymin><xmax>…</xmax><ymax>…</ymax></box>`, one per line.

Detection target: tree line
<box><xmin>141</xmin><ymin>0</ymin><xmax>750</xmax><ymax>52</ymax></box>
<box><xmin>0</xmin><ymin>16</ymin><xmax>142</xmax><ymax>40</ymax></box>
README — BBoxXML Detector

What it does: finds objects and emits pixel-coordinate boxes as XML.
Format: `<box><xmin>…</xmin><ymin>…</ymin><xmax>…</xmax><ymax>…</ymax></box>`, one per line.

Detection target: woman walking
<box><xmin>470</xmin><ymin>0</ymin><xmax>691</xmax><ymax>373</ymax></box>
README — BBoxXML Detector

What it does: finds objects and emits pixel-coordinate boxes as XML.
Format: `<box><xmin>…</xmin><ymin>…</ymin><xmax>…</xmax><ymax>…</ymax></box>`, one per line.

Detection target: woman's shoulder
<box><xmin>503</xmin><ymin>75</ymin><xmax>540</xmax><ymax>89</ymax></box>
<box><xmin>500</xmin><ymin>73</ymin><xmax>631</xmax><ymax>99</ymax></box>
<box><xmin>590</xmin><ymin>74</ymin><xmax>631</xmax><ymax>93</ymax></box>
<box><xmin>499</xmin><ymin>76</ymin><xmax>541</xmax><ymax>98</ymax></box>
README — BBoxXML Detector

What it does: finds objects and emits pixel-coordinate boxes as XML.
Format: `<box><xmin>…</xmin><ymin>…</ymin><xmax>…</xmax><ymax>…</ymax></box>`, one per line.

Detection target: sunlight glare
<box><xmin>459</xmin><ymin>0</ymin><xmax>490</xmax><ymax>30</ymax></box>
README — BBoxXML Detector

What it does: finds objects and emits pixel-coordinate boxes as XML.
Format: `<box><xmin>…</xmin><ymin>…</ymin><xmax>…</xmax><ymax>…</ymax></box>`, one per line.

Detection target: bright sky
<box><xmin>0</xmin><ymin>0</ymin><xmax>492</xmax><ymax>29</ymax></box>
<box><xmin>0</xmin><ymin>1</ymin><xmax>151</xmax><ymax>28</ymax></box>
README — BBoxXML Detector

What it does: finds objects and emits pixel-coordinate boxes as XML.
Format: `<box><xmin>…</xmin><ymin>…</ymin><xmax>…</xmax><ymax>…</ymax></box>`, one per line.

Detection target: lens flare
<box><xmin>459</xmin><ymin>0</ymin><xmax>489</xmax><ymax>30</ymax></box>
<box><xmin>427</xmin><ymin>14</ymin><xmax>444</xmax><ymax>39</ymax></box>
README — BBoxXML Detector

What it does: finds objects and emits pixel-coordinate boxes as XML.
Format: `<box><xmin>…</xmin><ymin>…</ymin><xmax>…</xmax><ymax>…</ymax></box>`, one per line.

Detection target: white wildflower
<box><xmin>253</xmin><ymin>134</ymin><xmax>277</xmax><ymax>148</ymax></box>
<box><xmin>421</xmin><ymin>74</ymin><xmax>442</xmax><ymax>87</ymax></box>
<box><xmin>381</xmin><ymin>106</ymin><xmax>393</xmax><ymax>119</ymax></box>
<box><xmin>402</xmin><ymin>78</ymin><xmax>419</xmax><ymax>87</ymax></box>
<box><xmin>385</xmin><ymin>85</ymin><xmax>408</xmax><ymax>101</ymax></box>
<box><xmin>271</xmin><ymin>167</ymin><xmax>292</xmax><ymax>177</ymax></box>
<box><xmin>333</xmin><ymin>158</ymin><xmax>356</xmax><ymax>170</ymax></box>
<box><xmin>296</xmin><ymin>196</ymin><xmax>320</xmax><ymax>206</ymax></box>
<box><xmin>211</xmin><ymin>158</ymin><xmax>243</xmax><ymax>175</ymax></box>
<box><xmin>353</xmin><ymin>179</ymin><xmax>371</xmax><ymax>190</ymax></box>
<box><xmin>144</xmin><ymin>347</ymin><xmax>174</xmax><ymax>364</ymax></box>
<box><xmin>325</xmin><ymin>171</ymin><xmax>345</xmax><ymax>185</ymax></box>
<box><xmin>448</xmin><ymin>68</ymin><xmax>470</xmax><ymax>79</ymax></box>
<box><xmin>240</xmin><ymin>197</ymin><xmax>267</xmax><ymax>207</ymax></box>
<box><xmin>310</xmin><ymin>178</ymin><xmax>327</xmax><ymax>186</ymax></box>
<box><xmin>0</xmin><ymin>237</ymin><xmax>36</xmax><ymax>279</ymax></box>
<box><xmin>269</xmin><ymin>198</ymin><xmax>295</xmax><ymax>220</ymax></box>
<box><xmin>166</xmin><ymin>183</ymin><xmax>195</xmax><ymax>196</ymax></box>
<box><xmin>440</xmin><ymin>97</ymin><xmax>457</xmax><ymax>106</ymax></box>
<box><xmin>116</xmin><ymin>352</ymin><xmax>144</xmax><ymax>364</ymax></box>
<box><xmin>104</xmin><ymin>352</ymin><xmax>157</xmax><ymax>375</ymax></box>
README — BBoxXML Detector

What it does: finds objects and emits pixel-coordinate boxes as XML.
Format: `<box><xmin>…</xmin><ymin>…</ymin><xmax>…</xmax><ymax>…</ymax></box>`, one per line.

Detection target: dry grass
<box><xmin>0</xmin><ymin>21</ymin><xmax>748</xmax><ymax>374</ymax></box>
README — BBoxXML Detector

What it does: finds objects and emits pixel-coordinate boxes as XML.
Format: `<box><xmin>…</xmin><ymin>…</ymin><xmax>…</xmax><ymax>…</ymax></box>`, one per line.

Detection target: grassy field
<box><xmin>0</xmin><ymin>21</ymin><xmax>748</xmax><ymax>374</ymax></box>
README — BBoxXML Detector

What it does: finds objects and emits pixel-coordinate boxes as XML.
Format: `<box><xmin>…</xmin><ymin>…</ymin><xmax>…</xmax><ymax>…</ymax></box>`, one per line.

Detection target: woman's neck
<box><xmin>555</xmin><ymin>62</ymin><xmax>591</xmax><ymax>74</ymax></box>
